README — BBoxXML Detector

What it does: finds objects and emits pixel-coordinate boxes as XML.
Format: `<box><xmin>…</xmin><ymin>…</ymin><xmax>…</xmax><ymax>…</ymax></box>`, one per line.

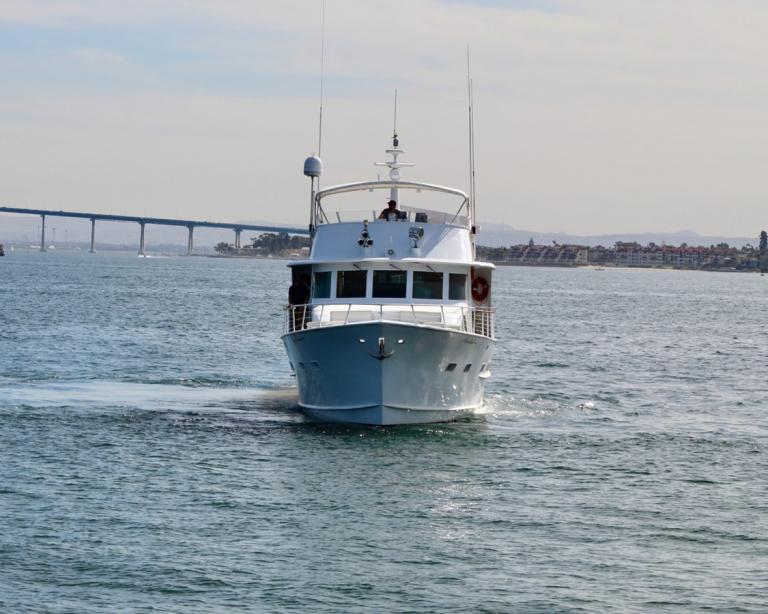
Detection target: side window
<box><xmin>312</xmin><ymin>271</ymin><xmax>331</xmax><ymax>298</ymax></box>
<box><xmin>372</xmin><ymin>270</ymin><xmax>406</xmax><ymax>298</ymax></box>
<box><xmin>449</xmin><ymin>273</ymin><xmax>467</xmax><ymax>300</ymax></box>
<box><xmin>336</xmin><ymin>270</ymin><xmax>367</xmax><ymax>298</ymax></box>
<box><xmin>413</xmin><ymin>271</ymin><xmax>443</xmax><ymax>299</ymax></box>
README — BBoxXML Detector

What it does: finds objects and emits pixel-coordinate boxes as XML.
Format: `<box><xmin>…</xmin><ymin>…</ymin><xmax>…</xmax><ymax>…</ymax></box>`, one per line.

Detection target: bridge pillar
<box><xmin>139</xmin><ymin>222</ymin><xmax>146</xmax><ymax>256</ymax></box>
<box><xmin>89</xmin><ymin>218</ymin><xmax>96</xmax><ymax>253</ymax></box>
<box><xmin>40</xmin><ymin>214</ymin><xmax>46</xmax><ymax>252</ymax></box>
<box><xmin>187</xmin><ymin>225</ymin><xmax>194</xmax><ymax>255</ymax></box>
<box><xmin>235</xmin><ymin>229</ymin><xmax>242</xmax><ymax>248</ymax></box>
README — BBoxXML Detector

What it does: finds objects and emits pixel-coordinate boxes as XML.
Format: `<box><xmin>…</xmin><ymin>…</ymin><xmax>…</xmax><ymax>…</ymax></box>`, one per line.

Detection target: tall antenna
<box><xmin>393</xmin><ymin>88</ymin><xmax>398</xmax><ymax>141</ymax></box>
<box><xmin>317</xmin><ymin>0</ymin><xmax>326</xmax><ymax>157</ymax></box>
<box><xmin>303</xmin><ymin>0</ymin><xmax>326</xmax><ymax>235</ymax></box>
<box><xmin>466</xmin><ymin>46</ymin><xmax>477</xmax><ymax>231</ymax></box>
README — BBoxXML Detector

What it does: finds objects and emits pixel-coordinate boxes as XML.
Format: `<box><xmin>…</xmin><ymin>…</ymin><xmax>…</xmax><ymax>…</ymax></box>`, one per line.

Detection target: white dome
<box><xmin>303</xmin><ymin>155</ymin><xmax>323</xmax><ymax>178</ymax></box>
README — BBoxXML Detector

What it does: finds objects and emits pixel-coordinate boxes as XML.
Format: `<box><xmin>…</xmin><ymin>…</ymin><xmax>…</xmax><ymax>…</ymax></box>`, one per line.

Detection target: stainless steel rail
<box><xmin>284</xmin><ymin>303</ymin><xmax>494</xmax><ymax>338</ymax></box>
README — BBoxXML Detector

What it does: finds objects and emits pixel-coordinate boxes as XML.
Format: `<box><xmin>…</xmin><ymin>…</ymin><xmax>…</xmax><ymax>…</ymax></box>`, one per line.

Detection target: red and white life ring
<box><xmin>471</xmin><ymin>271</ymin><xmax>490</xmax><ymax>303</ymax></box>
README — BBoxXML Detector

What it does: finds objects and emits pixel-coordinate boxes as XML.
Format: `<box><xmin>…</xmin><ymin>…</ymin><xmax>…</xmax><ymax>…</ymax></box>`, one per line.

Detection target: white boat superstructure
<box><xmin>282</xmin><ymin>133</ymin><xmax>495</xmax><ymax>425</ymax></box>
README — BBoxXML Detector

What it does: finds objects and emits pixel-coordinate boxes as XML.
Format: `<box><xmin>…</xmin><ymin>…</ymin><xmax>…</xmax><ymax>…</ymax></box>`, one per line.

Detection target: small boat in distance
<box><xmin>282</xmin><ymin>133</ymin><xmax>495</xmax><ymax>425</ymax></box>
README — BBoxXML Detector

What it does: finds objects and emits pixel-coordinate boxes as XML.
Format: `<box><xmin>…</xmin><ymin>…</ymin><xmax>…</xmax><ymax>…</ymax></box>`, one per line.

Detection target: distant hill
<box><xmin>476</xmin><ymin>223</ymin><xmax>759</xmax><ymax>249</ymax></box>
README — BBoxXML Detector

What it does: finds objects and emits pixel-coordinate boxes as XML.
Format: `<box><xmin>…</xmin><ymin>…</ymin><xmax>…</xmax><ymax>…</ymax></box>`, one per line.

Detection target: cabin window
<box><xmin>372</xmin><ymin>270</ymin><xmax>406</xmax><ymax>298</ymax></box>
<box><xmin>413</xmin><ymin>271</ymin><xmax>443</xmax><ymax>299</ymax></box>
<box><xmin>336</xmin><ymin>270</ymin><xmax>367</xmax><ymax>298</ymax></box>
<box><xmin>313</xmin><ymin>272</ymin><xmax>331</xmax><ymax>298</ymax></box>
<box><xmin>449</xmin><ymin>273</ymin><xmax>467</xmax><ymax>300</ymax></box>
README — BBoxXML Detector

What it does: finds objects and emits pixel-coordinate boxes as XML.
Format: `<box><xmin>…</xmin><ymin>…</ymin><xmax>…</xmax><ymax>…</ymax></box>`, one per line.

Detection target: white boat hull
<box><xmin>282</xmin><ymin>322</ymin><xmax>494</xmax><ymax>425</ymax></box>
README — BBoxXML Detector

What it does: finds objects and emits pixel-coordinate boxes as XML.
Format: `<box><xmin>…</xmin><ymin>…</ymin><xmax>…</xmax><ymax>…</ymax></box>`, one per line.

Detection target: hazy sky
<box><xmin>1</xmin><ymin>0</ymin><xmax>767</xmax><ymax>236</ymax></box>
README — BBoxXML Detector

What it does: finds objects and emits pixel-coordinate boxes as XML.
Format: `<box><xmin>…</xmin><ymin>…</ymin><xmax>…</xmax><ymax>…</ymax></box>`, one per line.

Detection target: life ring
<box><xmin>471</xmin><ymin>273</ymin><xmax>489</xmax><ymax>303</ymax></box>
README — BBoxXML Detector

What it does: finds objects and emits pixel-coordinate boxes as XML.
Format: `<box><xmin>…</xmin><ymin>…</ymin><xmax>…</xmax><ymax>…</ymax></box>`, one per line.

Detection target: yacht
<box><xmin>282</xmin><ymin>133</ymin><xmax>495</xmax><ymax>425</ymax></box>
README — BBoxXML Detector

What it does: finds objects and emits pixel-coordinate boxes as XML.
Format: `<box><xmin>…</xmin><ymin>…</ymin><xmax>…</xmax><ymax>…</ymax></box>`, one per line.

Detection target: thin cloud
<box><xmin>1</xmin><ymin>0</ymin><xmax>767</xmax><ymax>236</ymax></box>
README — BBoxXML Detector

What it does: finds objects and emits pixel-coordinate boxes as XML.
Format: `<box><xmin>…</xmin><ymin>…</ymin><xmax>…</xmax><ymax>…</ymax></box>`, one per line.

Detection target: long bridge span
<box><xmin>0</xmin><ymin>206</ymin><xmax>309</xmax><ymax>255</ymax></box>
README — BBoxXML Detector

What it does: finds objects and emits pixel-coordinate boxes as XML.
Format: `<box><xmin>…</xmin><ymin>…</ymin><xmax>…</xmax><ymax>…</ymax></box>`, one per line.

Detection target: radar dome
<box><xmin>303</xmin><ymin>155</ymin><xmax>323</xmax><ymax>178</ymax></box>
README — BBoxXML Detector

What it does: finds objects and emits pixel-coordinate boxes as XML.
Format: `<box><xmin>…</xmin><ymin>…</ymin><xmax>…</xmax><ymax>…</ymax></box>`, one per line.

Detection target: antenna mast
<box><xmin>393</xmin><ymin>88</ymin><xmax>398</xmax><ymax>143</ymax></box>
<box><xmin>303</xmin><ymin>0</ymin><xmax>326</xmax><ymax>235</ymax></box>
<box><xmin>467</xmin><ymin>46</ymin><xmax>477</xmax><ymax>233</ymax></box>
<box><xmin>374</xmin><ymin>89</ymin><xmax>413</xmax><ymax>204</ymax></box>
<box><xmin>317</xmin><ymin>0</ymin><xmax>326</xmax><ymax>158</ymax></box>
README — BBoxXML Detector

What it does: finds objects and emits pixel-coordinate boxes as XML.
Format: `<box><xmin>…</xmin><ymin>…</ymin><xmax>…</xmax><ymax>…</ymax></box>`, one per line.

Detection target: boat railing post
<box><xmin>379</xmin><ymin>304</ymin><xmax>383</xmax><ymax>322</ymax></box>
<box><xmin>411</xmin><ymin>304</ymin><xmax>416</xmax><ymax>324</ymax></box>
<box><xmin>345</xmin><ymin>303</ymin><xmax>351</xmax><ymax>325</ymax></box>
<box><xmin>488</xmin><ymin>310</ymin><xmax>492</xmax><ymax>337</ymax></box>
<box><xmin>440</xmin><ymin>305</ymin><xmax>446</xmax><ymax>329</ymax></box>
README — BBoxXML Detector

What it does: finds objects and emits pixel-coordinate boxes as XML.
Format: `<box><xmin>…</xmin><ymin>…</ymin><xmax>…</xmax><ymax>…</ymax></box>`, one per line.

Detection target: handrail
<box><xmin>316</xmin><ymin>180</ymin><xmax>469</xmax><ymax>202</ymax></box>
<box><xmin>284</xmin><ymin>303</ymin><xmax>495</xmax><ymax>339</ymax></box>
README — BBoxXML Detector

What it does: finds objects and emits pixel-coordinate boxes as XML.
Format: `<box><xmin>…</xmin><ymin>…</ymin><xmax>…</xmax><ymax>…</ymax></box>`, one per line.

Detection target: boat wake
<box><xmin>0</xmin><ymin>380</ymin><xmax>300</xmax><ymax>420</ymax></box>
<box><xmin>476</xmin><ymin>392</ymin><xmax>603</xmax><ymax>423</ymax></box>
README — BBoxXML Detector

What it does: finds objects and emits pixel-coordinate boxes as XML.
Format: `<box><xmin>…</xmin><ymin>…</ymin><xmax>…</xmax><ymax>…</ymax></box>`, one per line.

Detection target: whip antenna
<box><xmin>467</xmin><ymin>46</ymin><xmax>477</xmax><ymax>231</ymax></box>
<box><xmin>392</xmin><ymin>88</ymin><xmax>397</xmax><ymax>147</ymax></box>
<box><xmin>303</xmin><ymin>0</ymin><xmax>326</xmax><ymax>233</ymax></box>
<box><xmin>317</xmin><ymin>0</ymin><xmax>326</xmax><ymax>157</ymax></box>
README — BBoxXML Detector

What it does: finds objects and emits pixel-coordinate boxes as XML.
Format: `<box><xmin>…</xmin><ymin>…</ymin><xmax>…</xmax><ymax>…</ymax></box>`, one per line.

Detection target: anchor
<box><xmin>370</xmin><ymin>337</ymin><xmax>394</xmax><ymax>361</ymax></box>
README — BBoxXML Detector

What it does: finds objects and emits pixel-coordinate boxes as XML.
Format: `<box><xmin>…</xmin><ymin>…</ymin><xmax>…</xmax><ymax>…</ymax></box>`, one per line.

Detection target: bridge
<box><xmin>0</xmin><ymin>207</ymin><xmax>309</xmax><ymax>255</ymax></box>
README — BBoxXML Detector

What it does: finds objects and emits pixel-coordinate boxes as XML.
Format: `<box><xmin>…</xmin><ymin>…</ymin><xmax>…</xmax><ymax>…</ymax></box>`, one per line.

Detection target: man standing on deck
<box><xmin>378</xmin><ymin>199</ymin><xmax>402</xmax><ymax>221</ymax></box>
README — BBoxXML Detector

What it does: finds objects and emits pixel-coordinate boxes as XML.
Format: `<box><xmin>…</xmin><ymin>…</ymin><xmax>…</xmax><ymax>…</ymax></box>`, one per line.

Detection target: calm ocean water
<box><xmin>1</xmin><ymin>250</ymin><xmax>767</xmax><ymax>613</ymax></box>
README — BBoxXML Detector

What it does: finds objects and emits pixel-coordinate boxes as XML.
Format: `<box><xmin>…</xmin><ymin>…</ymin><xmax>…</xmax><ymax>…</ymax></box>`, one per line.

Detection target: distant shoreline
<box><xmin>488</xmin><ymin>261</ymin><xmax>761</xmax><ymax>273</ymax></box>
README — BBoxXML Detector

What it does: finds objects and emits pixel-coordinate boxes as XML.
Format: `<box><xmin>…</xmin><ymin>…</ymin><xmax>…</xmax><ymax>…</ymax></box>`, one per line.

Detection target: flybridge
<box><xmin>0</xmin><ymin>206</ymin><xmax>309</xmax><ymax>255</ymax></box>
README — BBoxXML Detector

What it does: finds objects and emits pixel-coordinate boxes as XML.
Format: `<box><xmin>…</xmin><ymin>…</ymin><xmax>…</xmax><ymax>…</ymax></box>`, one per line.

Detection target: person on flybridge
<box><xmin>378</xmin><ymin>199</ymin><xmax>404</xmax><ymax>221</ymax></box>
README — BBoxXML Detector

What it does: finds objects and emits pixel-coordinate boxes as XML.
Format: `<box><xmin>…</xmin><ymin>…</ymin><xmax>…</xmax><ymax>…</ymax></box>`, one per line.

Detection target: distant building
<box><xmin>477</xmin><ymin>241</ymin><xmax>761</xmax><ymax>271</ymax></box>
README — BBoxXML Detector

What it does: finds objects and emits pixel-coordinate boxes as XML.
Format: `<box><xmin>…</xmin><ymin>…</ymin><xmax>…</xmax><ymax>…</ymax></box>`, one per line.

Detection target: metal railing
<box><xmin>314</xmin><ymin>207</ymin><xmax>470</xmax><ymax>227</ymax></box>
<box><xmin>284</xmin><ymin>303</ymin><xmax>494</xmax><ymax>338</ymax></box>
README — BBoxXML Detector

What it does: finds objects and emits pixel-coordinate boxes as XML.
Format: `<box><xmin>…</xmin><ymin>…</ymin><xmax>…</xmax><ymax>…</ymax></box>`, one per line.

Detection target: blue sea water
<box><xmin>1</xmin><ymin>250</ymin><xmax>767</xmax><ymax>613</ymax></box>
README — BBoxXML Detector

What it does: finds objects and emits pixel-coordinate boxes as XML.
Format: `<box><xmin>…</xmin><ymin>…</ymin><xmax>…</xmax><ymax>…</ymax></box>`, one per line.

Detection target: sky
<box><xmin>1</xmin><ymin>0</ymin><xmax>767</xmax><ymax>237</ymax></box>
